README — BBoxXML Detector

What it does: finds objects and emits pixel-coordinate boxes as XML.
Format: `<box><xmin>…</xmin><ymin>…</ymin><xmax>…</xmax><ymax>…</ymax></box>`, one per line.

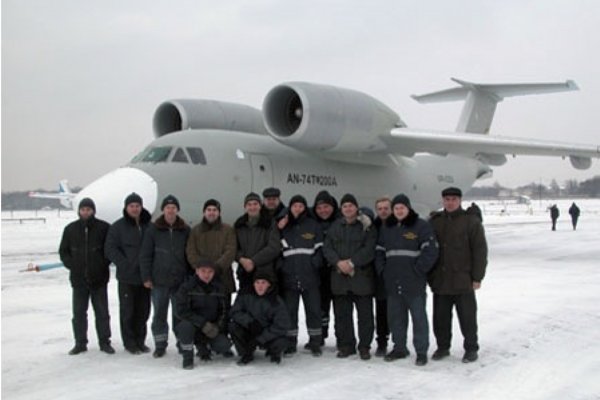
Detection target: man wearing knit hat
<box><xmin>311</xmin><ymin>190</ymin><xmax>340</xmax><ymax>344</ymax></box>
<box><xmin>59</xmin><ymin>198</ymin><xmax>114</xmax><ymax>355</ymax></box>
<box><xmin>234</xmin><ymin>192</ymin><xmax>281</xmax><ymax>294</ymax></box>
<box><xmin>186</xmin><ymin>198</ymin><xmax>236</xmax><ymax>358</ymax></box>
<box><xmin>278</xmin><ymin>194</ymin><xmax>324</xmax><ymax>356</ymax></box>
<box><xmin>375</xmin><ymin>194</ymin><xmax>438</xmax><ymax>366</ymax></box>
<box><xmin>105</xmin><ymin>193</ymin><xmax>153</xmax><ymax>354</ymax></box>
<box><xmin>428</xmin><ymin>187</ymin><xmax>488</xmax><ymax>363</ymax></box>
<box><xmin>322</xmin><ymin>193</ymin><xmax>377</xmax><ymax>360</ymax></box>
<box><xmin>140</xmin><ymin>194</ymin><xmax>191</xmax><ymax>358</ymax></box>
<box><xmin>174</xmin><ymin>259</ymin><xmax>232</xmax><ymax>369</ymax></box>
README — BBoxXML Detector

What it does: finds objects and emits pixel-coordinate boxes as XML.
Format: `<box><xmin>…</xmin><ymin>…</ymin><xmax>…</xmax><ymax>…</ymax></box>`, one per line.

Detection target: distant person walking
<box><xmin>550</xmin><ymin>204</ymin><xmax>560</xmax><ymax>231</ymax></box>
<box><xmin>59</xmin><ymin>198</ymin><xmax>114</xmax><ymax>355</ymax></box>
<box><xmin>568</xmin><ymin>202</ymin><xmax>580</xmax><ymax>230</ymax></box>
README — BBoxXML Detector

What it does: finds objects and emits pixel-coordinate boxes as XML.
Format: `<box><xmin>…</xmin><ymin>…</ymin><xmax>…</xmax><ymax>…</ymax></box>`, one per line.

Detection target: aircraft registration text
<box><xmin>287</xmin><ymin>173</ymin><xmax>338</xmax><ymax>186</ymax></box>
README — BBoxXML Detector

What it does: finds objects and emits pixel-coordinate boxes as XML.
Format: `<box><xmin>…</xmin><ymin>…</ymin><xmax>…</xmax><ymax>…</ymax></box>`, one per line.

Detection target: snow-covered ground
<box><xmin>2</xmin><ymin>199</ymin><xmax>599</xmax><ymax>400</ymax></box>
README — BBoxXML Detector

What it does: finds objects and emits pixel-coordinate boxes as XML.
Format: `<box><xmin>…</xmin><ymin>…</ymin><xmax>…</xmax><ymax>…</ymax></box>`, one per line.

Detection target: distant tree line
<box><xmin>467</xmin><ymin>175</ymin><xmax>600</xmax><ymax>198</ymax></box>
<box><xmin>2</xmin><ymin>176</ymin><xmax>599</xmax><ymax>210</ymax></box>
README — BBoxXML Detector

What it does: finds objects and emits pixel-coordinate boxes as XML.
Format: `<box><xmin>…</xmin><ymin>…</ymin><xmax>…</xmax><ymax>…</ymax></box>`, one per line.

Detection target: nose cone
<box><xmin>75</xmin><ymin>167</ymin><xmax>158</xmax><ymax>223</ymax></box>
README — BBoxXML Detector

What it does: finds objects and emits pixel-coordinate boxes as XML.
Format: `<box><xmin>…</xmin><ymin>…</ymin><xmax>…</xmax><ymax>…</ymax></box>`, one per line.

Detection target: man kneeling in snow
<box><xmin>175</xmin><ymin>259</ymin><xmax>232</xmax><ymax>369</ymax></box>
<box><xmin>229</xmin><ymin>270</ymin><xmax>290</xmax><ymax>365</ymax></box>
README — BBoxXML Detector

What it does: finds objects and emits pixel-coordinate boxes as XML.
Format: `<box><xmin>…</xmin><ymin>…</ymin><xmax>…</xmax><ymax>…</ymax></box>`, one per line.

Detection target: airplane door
<box><xmin>250</xmin><ymin>154</ymin><xmax>273</xmax><ymax>193</ymax></box>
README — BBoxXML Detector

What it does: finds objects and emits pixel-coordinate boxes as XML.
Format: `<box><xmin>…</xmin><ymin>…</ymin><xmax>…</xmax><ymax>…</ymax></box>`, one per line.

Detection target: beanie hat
<box><xmin>314</xmin><ymin>190</ymin><xmax>337</xmax><ymax>208</ymax></box>
<box><xmin>124</xmin><ymin>192</ymin><xmax>143</xmax><ymax>207</ymax></box>
<box><xmin>78</xmin><ymin>197</ymin><xmax>96</xmax><ymax>212</ymax></box>
<box><xmin>244</xmin><ymin>192</ymin><xmax>262</xmax><ymax>206</ymax></box>
<box><xmin>161</xmin><ymin>194</ymin><xmax>180</xmax><ymax>210</ymax></box>
<box><xmin>262</xmin><ymin>187</ymin><xmax>281</xmax><ymax>198</ymax></box>
<box><xmin>288</xmin><ymin>194</ymin><xmax>307</xmax><ymax>208</ymax></box>
<box><xmin>203</xmin><ymin>199</ymin><xmax>221</xmax><ymax>212</ymax></box>
<box><xmin>194</xmin><ymin>258</ymin><xmax>217</xmax><ymax>271</ymax></box>
<box><xmin>391</xmin><ymin>193</ymin><xmax>412</xmax><ymax>209</ymax></box>
<box><xmin>340</xmin><ymin>193</ymin><xmax>358</xmax><ymax>208</ymax></box>
<box><xmin>254</xmin><ymin>269</ymin><xmax>275</xmax><ymax>285</ymax></box>
<box><xmin>441</xmin><ymin>187</ymin><xmax>462</xmax><ymax>197</ymax></box>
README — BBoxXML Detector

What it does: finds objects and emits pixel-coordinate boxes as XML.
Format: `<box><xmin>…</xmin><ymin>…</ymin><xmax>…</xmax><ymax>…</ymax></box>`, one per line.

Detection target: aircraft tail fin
<box><xmin>58</xmin><ymin>179</ymin><xmax>72</xmax><ymax>194</ymax></box>
<box><xmin>411</xmin><ymin>78</ymin><xmax>578</xmax><ymax>134</ymax></box>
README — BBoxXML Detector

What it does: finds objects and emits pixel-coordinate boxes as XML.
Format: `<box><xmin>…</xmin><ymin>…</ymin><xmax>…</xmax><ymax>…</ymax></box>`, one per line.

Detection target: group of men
<box><xmin>58</xmin><ymin>185</ymin><xmax>488</xmax><ymax>370</ymax></box>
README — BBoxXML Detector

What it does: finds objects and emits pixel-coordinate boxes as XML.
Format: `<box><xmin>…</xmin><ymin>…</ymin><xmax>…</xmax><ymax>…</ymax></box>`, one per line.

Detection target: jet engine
<box><xmin>262</xmin><ymin>82</ymin><xmax>405</xmax><ymax>152</ymax></box>
<box><xmin>152</xmin><ymin>99</ymin><xmax>267</xmax><ymax>138</ymax></box>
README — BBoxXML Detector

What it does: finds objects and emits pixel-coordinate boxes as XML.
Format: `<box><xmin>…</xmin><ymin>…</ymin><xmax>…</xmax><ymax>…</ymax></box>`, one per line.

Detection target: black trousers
<box><xmin>282</xmin><ymin>287</ymin><xmax>322</xmax><ymax>345</ymax></box>
<box><xmin>72</xmin><ymin>284</ymin><xmax>111</xmax><ymax>346</ymax></box>
<box><xmin>333</xmin><ymin>294</ymin><xmax>374</xmax><ymax>351</ymax></box>
<box><xmin>375</xmin><ymin>298</ymin><xmax>389</xmax><ymax>347</ymax></box>
<box><xmin>229</xmin><ymin>321</ymin><xmax>287</xmax><ymax>357</ymax></box>
<box><xmin>433</xmin><ymin>292</ymin><xmax>479</xmax><ymax>352</ymax></box>
<box><xmin>320</xmin><ymin>266</ymin><xmax>333</xmax><ymax>338</ymax></box>
<box><xmin>177</xmin><ymin>320</ymin><xmax>231</xmax><ymax>356</ymax></box>
<box><xmin>118</xmin><ymin>282</ymin><xmax>151</xmax><ymax>350</ymax></box>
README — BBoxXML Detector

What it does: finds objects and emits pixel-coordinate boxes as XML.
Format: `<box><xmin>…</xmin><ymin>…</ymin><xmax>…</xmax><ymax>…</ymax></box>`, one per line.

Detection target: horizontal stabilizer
<box><xmin>411</xmin><ymin>78</ymin><xmax>578</xmax><ymax>133</ymax></box>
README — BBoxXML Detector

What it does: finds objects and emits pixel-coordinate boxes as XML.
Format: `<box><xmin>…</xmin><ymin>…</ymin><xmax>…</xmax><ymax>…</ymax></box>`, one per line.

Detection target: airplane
<box><xmin>74</xmin><ymin>78</ymin><xmax>599</xmax><ymax>225</ymax></box>
<box><xmin>29</xmin><ymin>179</ymin><xmax>76</xmax><ymax>209</ymax></box>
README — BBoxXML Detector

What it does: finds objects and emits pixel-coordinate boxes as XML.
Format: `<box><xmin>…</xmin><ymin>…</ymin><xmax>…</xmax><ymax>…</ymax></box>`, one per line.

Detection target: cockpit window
<box><xmin>172</xmin><ymin>148</ymin><xmax>189</xmax><ymax>163</ymax></box>
<box><xmin>139</xmin><ymin>146</ymin><xmax>172</xmax><ymax>163</ymax></box>
<box><xmin>186</xmin><ymin>147</ymin><xmax>207</xmax><ymax>165</ymax></box>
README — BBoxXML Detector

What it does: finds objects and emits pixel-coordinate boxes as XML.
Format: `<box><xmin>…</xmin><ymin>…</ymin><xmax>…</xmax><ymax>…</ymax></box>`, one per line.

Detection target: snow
<box><xmin>2</xmin><ymin>200</ymin><xmax>600</xmax><ymax>400</ymax></box>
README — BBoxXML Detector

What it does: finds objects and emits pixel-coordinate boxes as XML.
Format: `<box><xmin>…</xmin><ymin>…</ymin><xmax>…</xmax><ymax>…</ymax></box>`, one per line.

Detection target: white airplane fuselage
<box><xmin>77</xmin><ymin>129</ymin><xmax>487</xmax><ymax>225</ymax></box>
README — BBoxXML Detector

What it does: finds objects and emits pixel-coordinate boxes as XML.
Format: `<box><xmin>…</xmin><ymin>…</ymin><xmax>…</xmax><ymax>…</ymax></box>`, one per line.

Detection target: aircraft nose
<box><xmin>74</xmin><ymin>167</ymin><xmax>158</xmax><ymax>223</ymax></box>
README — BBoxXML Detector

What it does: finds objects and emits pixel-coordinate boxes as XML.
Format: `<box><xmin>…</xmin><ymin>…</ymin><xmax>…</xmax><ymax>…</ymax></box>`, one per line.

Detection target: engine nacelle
<box><xmin>262</xmin><ymin>82</ymin><xmax>404</xmax><ymax>152</ymax></box>
<box><xmin>152</xmin><ymin>99</ymin><xmax>267</xmax><ymax>138</ymax></box>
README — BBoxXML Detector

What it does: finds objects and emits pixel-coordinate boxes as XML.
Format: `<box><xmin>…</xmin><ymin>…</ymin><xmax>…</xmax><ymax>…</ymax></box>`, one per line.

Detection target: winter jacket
<box><xmin>278</xmin><ymin>211</ymin><xmax>323</xmax><ymax>291</ymax></box>
<box><xmin>104</xmin><ymin>208</ymin><xmax>152</xmax><ymax>285</ymax></box>
<box><xmin>375</xmin><ymin>210</ymin><xmax>439</xmax><ymax>300</ymax></box>
<box><xmin>428</xmin><ymin>207</ymin><xmax>488</xmax><ymax>295</ymax></box>
<box><xmin>140</xmin><ymin>215</ymin><xmax>191</xmax><ymax>288</ymax></box>
<box><xmin>229</xmin><ymin>286</ymin><xmax>290</xmax><ymax>345</ymax></box>
<box><xmin>234</xmin><ymin>210</ymin><xmax>281</xmax><ymax>293</ymax></box>
<box><xmin>186</xmin><ymin>218</ymin><xmax>236</xmax><ymax>294</ymax></box>
<box><xmin>59</xmin><ymin>215</ymin><xmax>111</xmax><ymax>288</ymax></box>
<box><xmin>322</xmin><ymin>217</ymin><xmax>377</xmax><ymax>296</ymax></box>
<box><xmin>568</xmin><ymin>204</ymin><xmax>580</xmax><ymax>219</ymax></box>
<box><xmin>174</xmin><ymin>275</ymin><xmax>227</xmax><ymax>331</ymax></box>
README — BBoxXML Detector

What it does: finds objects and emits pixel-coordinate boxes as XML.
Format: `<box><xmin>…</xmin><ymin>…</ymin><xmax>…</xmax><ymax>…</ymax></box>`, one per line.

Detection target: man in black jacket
<box><xmin>140</xmin><ymin>194</ymin><xmax>191</xmax><ymax>358</ymax></box>
<box><xmin>175</xmin><ymin>259</ymin><xmax>232</xmax><ymax>369</ymax></box>
<box><xmin>105</xmin><ymin>193</ymin><xmax>152</xmax><ymax>354</ymax></box>
<box><xmin>59</xmin><ymin>198</ymin><xmax>114</xmax><ymax>355</ymax></box>
<box><xmin>323</xmin><ymin>193</ymin><xmax>377</xmax><ymax>360</ymax></box>
<box><xmin>234</xmin><ymin>192</ymin><xmax>281</xmax><ymax>294</ymax></box>
<box><xmin>229</xmin><ymin>270</ymin><xmax>290</xmax><ymax>365</ymax></box>
<box><xmin>428</xmin><ymin>187</ymin><xmax>488</xmax><ymax>363</ymax></box>
<box><xmin>278</xmin><ymin>195</ymin><xmax>324</xmax><ymax>356</ymax></box>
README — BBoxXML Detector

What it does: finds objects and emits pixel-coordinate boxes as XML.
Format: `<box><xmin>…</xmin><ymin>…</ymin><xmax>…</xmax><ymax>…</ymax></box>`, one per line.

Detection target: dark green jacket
<box><xmin>428</xmin><ymin>208</ymin><xmax>488</xmax><ymax>295</ymax></box>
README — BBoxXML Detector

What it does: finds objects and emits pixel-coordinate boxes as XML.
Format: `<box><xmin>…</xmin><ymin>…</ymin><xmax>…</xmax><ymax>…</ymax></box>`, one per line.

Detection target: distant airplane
<box><xmin>75</xmin><ymin>79</ymin><xmax>599</xmax><ymax>225</ymax></box>
<box><xmin>29</xmin><ymin>179</ymin><xmax>76</xmax><ymax>209</ymax></box>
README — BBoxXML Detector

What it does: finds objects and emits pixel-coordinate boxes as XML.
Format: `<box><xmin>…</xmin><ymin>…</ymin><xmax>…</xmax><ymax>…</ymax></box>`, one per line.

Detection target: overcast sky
<box><xmin>2</xmin><ymin>0</ymin><xmax>599</xmax><ymax>191</ymax></box>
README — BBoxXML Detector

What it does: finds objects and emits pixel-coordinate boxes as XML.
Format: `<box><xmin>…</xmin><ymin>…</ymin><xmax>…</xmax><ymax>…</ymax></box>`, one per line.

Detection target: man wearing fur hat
<box><xmin>59</xmin><ymin>198</ymin><xmax>113</xmax><ymax>355</ymax></box>
<box><xmin>140</xmin><ymin>194</ymin><xmax>191</xmax><ymax>358</ymax></box>
<box><xmin>229</xmin><ymin>270</ymin><xmax>290</xmax><ymax>365</ymax></box>
<box><xmin>322</xmin><ymin>193</ymin><xmax>377</xmax><ymax>360</ymax></box>
<box><xmin>428</xmin><ymin>187</ymin><xmax>488</xmax><ymax>363</ymax></box>
<box><xmin>234</xmin><ymin>192</ymin><xmax>281</xmax><ymax>294</ymax></box>
<box><xmin>105</xmin><ymin>193</ymin><xmax>153</xmax><ymax>354</ymax></box>
<box><xmin>175</xmin><ymin>259</ymin><xmax>232</xmax><ymax>369</ymax></box>
<box><xmin>375</xmin><ymin>194</ymin><xmax>438</xmax><ymax>366</ymax></box>
<box><xmin>278</xmin><ymin>195</ymin><xmax>324</xmax><ymax>356</ymax></box>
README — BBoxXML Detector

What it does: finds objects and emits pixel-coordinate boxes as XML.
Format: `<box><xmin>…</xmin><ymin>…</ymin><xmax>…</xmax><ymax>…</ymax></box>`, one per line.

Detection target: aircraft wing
<box><xmin>385</xmin><ymin>128</ymin><xmax>600</xmax><ymax>169</ymax></box>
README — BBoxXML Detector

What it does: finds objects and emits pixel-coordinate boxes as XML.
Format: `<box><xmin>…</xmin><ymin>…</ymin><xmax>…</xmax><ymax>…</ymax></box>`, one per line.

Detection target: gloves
<box><xmin>248</xmin><ymin>320</ymin><xmax>263</xmax><ymax>336</ymax></box>
<box><xmin>201</xmin><ymin>322</ymin><xmax>220</xmax><ymax>339</ymax></box>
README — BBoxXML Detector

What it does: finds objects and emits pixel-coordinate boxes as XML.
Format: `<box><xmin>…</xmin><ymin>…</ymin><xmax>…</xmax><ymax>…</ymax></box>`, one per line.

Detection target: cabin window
<box><xmin>140</xmin><ymin>146</ymin><xmax>172</xmax><ymax>163</ymax></box>
<box><xmin>186</xmin><ymin>147</ymin><xmax>207</xmax><ymax>165</ymax></box>
<box><xmin>172</xmin><ymin>148</ymin><xmax>189</xmax><ymax>163</ymax></box>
